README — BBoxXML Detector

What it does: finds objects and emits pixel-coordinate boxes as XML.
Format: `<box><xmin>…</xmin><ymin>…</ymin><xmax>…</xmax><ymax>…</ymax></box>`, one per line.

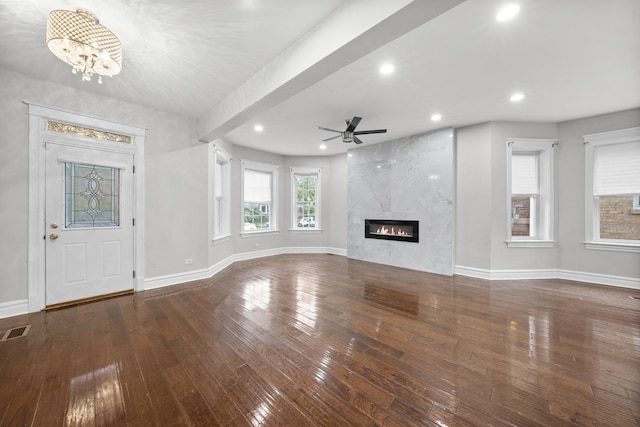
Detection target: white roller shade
<box><xmin>512</xmin><ymin>154</ymin><xmax>539</xmax><ymax>194</ymax></box>
<box><xmin>593</xmin><ymin>141</ymin><xmax>640</xmax><ymax>196</ymax></box>
<box><xmin>244</xmin><ymin>169</ymin><xmax>271</xmax><ymax>202</ymax></box>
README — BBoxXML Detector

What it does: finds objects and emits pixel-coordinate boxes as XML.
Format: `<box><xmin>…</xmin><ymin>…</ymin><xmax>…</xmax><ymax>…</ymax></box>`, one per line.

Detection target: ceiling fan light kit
<box><xmin>316</xmin><ymin>116</ymin><xmax>387</xmax><ymax>145</ymax></box>
<box><xmin>46</xmin><ymin>9</ymin><xmax>122</xmax><ymax>84</ymax></box>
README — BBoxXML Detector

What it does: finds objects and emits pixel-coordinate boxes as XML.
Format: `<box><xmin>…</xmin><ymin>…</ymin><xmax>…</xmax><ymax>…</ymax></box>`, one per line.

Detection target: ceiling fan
<box><xmin>315</xmin><ymin>116</ymin><xmax>387</xmax><ymax>144</ymax></box>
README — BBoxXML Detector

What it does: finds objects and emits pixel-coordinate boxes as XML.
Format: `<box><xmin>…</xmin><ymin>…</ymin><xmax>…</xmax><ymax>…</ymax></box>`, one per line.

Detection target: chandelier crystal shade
<box><xmin>46</xmin><ymin>9</ymin><xmax>122</xmax><ymax>84</ymax></box>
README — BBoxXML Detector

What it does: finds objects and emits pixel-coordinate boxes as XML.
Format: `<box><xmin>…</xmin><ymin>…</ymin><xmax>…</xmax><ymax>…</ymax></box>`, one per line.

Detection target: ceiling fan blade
<box><xmin>322</xmin><ymin>134</ymin><xmax>342</xmax><ymax>142</ymax></box>
<box><xmin>345</xmin><ymin>116</ymin><xmax>361</xmax><ymax>132</ymax></box>
<box><xmin>315</xmin><ymin>126</ymin><xmax>342</xmax><ymax>133</ymax></box>
<box><xmin>353</xmin><ymin>136</ymin><xmax>364</xmax><ymax>145</ymax></box>
<box><xmin>354</xmin><ymin>129</ymin><xmax>387</xmax><ymax>135</ymax></box>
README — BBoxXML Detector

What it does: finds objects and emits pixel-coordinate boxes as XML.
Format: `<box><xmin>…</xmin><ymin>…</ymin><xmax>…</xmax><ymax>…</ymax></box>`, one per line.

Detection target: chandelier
<box><xmin>46</xmin><ymin>9</ymin><xmax>122</xmax><ymax>84</ymax></box>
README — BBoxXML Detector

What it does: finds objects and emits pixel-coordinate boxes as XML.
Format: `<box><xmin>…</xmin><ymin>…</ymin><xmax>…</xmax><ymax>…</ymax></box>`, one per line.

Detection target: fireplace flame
<box><xmin>375</xmin><ymin>225</ymin><xmax>410</xmax><ymax>236</ymax></box>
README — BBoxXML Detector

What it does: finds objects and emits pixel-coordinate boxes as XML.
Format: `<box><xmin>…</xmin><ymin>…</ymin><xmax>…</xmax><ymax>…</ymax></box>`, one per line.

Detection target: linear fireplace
<box><xmin>364</xmin><ymin>219</ymin><xmax>419</xmax><ymax>243</ymax></box>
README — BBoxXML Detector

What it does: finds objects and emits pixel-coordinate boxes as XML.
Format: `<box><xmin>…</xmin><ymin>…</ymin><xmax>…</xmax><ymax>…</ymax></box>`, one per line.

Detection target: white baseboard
<box><xmin>144</xmin><ymin>247</ymin><xmax>346</xmax><ymax>291</ymax></box>
<box><xmin>0</xmin><ymin>299</ymin><xmax>29</xmax><ymax>320</ymax></box>
<box><xmin>144</xmin><ymin>267</ymin><xmax>213</xmax><ymax>291</ymax></box>
<box><xmin>455</xmin><ymin>265</ymin><xmax>640</xmax><ymax>290</ymax></box>
<box><xmin>558</xmin><ymin>269</ymin><xmax>640</xmax><ymax>290</ymax></box>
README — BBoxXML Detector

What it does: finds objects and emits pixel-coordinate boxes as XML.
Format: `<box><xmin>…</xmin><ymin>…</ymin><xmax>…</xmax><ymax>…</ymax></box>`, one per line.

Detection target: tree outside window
<box><xmin>290</xmin><ymin>167</ymin><xmax>321</xmax><ymax>229</ymax></box>
<box><xmin>241</xmin><ymin>160</ymin><xmax>279</xmax><ymax>232</ymax></box>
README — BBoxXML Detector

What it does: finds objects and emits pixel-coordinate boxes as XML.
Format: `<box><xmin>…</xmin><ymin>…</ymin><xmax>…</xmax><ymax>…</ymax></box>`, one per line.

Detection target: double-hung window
<box><xmin>241</xmin><ymin>160</ymin><xmax>279</xmax><ymax>233</ymax></box>
<box><xmin>212</xmin><ymin>146</ymin><xmax>231</xmax><ymax>242</ymax></box>
<box><xmin>584</xmin><ymin>127</ymin><xmax>640</xmax><ymax>252</ymax></box>
<box><xmin>290</xmin><ymin>167</ymin><xmax>321</xmax><ymax>230</ymax></box>
<box><xmin>506</xmin><ymin>139</ymin><xmax>556</xmax><ymax>247</ymax></box>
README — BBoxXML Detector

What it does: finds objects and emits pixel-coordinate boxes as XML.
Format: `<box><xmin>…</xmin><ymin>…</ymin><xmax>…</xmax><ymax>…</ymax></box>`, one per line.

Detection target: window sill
<box><xmin>240</xmin><ymin>230</ymin><xmax>279</xmax><ymax>238</ymax></box>
<box><xmin>505</xmin><ymin>240</ymin><xmax>556</xmax><ymax>248</ymax></box>
<box><xmin>212</xmin><ymin>234</ymin><xmax>231</xmax><ymax>246</ymax></box>
<box><xmin>584</xmin><ymin>241</ymin><xmax>640</xmax><ymax>253</ymax></box>
<box><xmin>289</xmin><ymin>228</ymin><xmax>323</xmax><ymax>234</ymax></box>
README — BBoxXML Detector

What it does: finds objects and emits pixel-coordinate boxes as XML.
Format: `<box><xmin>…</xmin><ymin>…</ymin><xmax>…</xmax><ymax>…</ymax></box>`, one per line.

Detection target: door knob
<box><xmin>50</xmin><ymin>223</ymin><xmax>58</xmax><ymax>229</ymax></box>
<box><xmin>49</xmin><ymin>233</ymin><xmax>59</xmax><ymax>240</ymax></box>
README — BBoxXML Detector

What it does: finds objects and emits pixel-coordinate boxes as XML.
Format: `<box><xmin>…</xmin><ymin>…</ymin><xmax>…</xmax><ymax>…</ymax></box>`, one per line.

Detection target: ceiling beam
<box><xmin>198</xmin><ymin>0</ymin><xmax>465</xmax><ymax>143</ymax></box>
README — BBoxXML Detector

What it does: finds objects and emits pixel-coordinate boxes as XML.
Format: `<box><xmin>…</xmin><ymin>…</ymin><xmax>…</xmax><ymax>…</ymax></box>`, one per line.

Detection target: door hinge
<box><xmin>133</xmin><ymin>165</ymin><xmax>135</xmax><ymax>173</ymax></box>
<box><xmin>132</xmin><ymin>218</ymin><xmax>135</xmax><ymax>226</ymax></box>
<box><xmin>133</xmin><ymin>271</ymin><xmax>136</xmax><ymax>279</ymax></box>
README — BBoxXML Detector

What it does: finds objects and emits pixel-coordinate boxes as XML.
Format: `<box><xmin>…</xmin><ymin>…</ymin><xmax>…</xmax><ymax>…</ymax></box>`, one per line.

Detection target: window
<box><xmin>212</xmin><ymin>146</ymin><xmax>231</xmax><ymax>241</ymax></box>
<box><xmin>290</xmin><ymin>167</ymin><xmax>322</xmax><ymax>230</ymax></box>
<box><xmin>584</xmin><ymin>127</ymin><xmax>640</xmax><ymax>251</ymax></box>
<box><xmin>506</xmin><ymin>139</ymin><xmax>556</xmax><ymax>247</ymax></box>
<box><xmin>65</xmin><ymin>162</ymin><xmax>120</xmax><ymax>228</ymax></box>
<box><xmin>241</xmin><ymin>160</ymin><xmax>279</xmax><ymax>233</ymax></box>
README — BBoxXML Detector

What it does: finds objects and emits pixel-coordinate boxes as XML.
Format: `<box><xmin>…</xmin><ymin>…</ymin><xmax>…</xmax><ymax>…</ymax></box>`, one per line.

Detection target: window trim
<box><xmin>290</xmin><ymin>166</ymin><xmax>322</xmax><ymax>231</ymax></box>
<box><xmin>212</xmin><ymin>145</ymin><xmax>232</xmax><ymax>243</ymax></box>
<box><xmin>240</xmin><ymin>159</ymin><xmax>279</xmax><ymax>235</ymax></box>
<box><xmin>583</xmin><ymin>127</ymin><xmax>640</xmax><ymax>253</ymax></box>
<box><xmin>505</xmin><ymin>138</ymin><xmax>557</xmax><ymax>248</ymax></box>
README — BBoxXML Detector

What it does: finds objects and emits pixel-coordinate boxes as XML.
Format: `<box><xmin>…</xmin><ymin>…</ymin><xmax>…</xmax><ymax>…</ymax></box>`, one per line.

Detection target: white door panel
<box><xmin>45</xmin><ymin>143</ymin><xmax>134</xmax><ymax>305</ymax></box>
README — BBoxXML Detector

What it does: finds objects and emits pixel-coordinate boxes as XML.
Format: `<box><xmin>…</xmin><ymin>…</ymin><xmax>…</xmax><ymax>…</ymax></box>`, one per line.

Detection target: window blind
<box><xmin>593</xmin><ymin>141</ymin><xmax>640</xmax><ymax>196</ymax></box>
<box><xmin>512</xmin><ymin>153</ymin><xmax>539</xmax><ymax>194</ymax></box>
<box><xmin>244</xmin><ymin>169</ymin><xmax>271</xmax><ymax>202</ymax></box>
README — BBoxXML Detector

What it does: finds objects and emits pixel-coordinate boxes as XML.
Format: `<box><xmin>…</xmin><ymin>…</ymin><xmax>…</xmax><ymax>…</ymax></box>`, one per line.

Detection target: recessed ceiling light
<box><xmin>253</xmin><ymin>124</ymin><xmax>264</xmax><ymax>132</ymax></box>
<box><xmin>431</xmin><ymin>113</ymin><xmax>442</xmax><ymax>122</ymax></box>
<box><xmin>510</xmin><ymin>92</ymin><xmax>525</xmax><ymax>102</ymax></box>
<box><xmin>496</xmin><ymin>4</ymin><xmax>520</xmax><ymax>21</ymax></box>
<box><xmin>319</xmin><ymin>144</ymin><xmax>327</xmax><ymax>150</ymax></box>
<box><xmin>379</xmin><ymin>63</ymin><xmax>395</xmax><ymax>74</ymax></box>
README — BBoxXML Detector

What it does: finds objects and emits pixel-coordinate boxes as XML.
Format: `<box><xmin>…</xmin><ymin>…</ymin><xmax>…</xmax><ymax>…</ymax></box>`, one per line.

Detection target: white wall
<box><xmin>0</xmin><ymin>67</ymin><xmax>206</xmax><ymax>304</ymax></box>
<box><xmin>455</xmin><ymin>123</ymin><xmax>492</xmax><ymax>270</ymax></box>
<box><xmin>327</xmin><ymin>153</ymin><xmax>348</xmax><ymax>250</ymax></box>
<box><xmin>557</xmin><ymin>109</ymin><xmax>640</xmax><ymax>279</ymax></box>
<box><xmin>488</xmin><ymin>121</ymin><xmax>558</xmax><ymax>271</ymax></box>
<box><xmin>456</xmin><ymin>120</ymin><xmax>559</xmax><ymax>273</ymax></box>
<box><xmin>455</xmin><ymin>112</ymin><xmax>640</xmax><ymax>285</ymax></box>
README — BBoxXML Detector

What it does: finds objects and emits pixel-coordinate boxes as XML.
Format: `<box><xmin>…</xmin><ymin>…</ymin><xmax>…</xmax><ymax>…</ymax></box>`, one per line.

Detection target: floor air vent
<box><xmin>1</xmin><ymin>325</ymin><xmax>31</xmax><ymax>342</ymax></box>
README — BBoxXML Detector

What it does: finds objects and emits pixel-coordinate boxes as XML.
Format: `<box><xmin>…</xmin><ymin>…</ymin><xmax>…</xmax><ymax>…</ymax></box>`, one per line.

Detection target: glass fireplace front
<box><xmin>364</xmin><ymin>219</ymin><xmax>419</xmax><ymax>243</ymax></box>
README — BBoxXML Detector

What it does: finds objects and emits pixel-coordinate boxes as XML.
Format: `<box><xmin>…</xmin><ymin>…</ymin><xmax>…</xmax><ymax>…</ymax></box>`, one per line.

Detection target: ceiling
<box><xmin>0</xmin><ymin>0</ymin><xmax>638</xmax><ymax>156</ymax></box>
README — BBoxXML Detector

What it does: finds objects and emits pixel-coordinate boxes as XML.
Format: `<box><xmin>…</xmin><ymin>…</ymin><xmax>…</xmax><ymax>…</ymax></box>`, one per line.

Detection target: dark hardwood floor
<box><xmin>1</xmin><ymin>254</ymin><xmax>639</xmax><ymax>426</ymax></box>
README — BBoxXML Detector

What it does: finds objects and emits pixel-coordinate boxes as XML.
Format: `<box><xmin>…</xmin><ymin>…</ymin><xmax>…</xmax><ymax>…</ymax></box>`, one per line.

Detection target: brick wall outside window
<box><xmin>512</xmin><ymin>197</ymin><xmax>531</xmax><ymax>236</ymax></box>
<box><xmin>599</xmin><ymin>196</ymin><xmax>640</xmax><ymax>240</ymax></box>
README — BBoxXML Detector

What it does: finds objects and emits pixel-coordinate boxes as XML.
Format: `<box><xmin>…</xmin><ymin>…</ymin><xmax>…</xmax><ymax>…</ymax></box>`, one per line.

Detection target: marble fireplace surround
<box><xmin>347</xmin><ymin>128</ymin><xmax>454</xmax><ymax>275</ymax></box>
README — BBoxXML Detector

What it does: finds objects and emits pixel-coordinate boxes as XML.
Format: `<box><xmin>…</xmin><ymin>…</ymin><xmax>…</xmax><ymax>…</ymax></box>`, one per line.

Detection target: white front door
<box><xmin>45</xmin><ymin>142</ymin><xmax>134</xmax><ymax>306</ymax></box>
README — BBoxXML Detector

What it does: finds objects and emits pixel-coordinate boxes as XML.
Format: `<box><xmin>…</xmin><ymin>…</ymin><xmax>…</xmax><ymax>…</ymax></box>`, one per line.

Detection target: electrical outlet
<box><xmin>184</xmin><ymin>259</ymin><xmax>193</xmax><ymax>265</ymax></box>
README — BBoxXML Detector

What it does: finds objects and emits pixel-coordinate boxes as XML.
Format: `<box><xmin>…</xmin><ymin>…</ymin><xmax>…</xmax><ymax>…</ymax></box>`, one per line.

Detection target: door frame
<box><xmin>27</xmin><ymin>102</ymin><xmax>146</xmax><ymax>312</ymax></box>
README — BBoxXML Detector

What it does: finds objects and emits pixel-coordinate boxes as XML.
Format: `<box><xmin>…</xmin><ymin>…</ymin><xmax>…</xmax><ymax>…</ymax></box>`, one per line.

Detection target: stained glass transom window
<box><xmin>48</xmin><ymin>121</ymin><xmax>133</xmax><ymax>144</ymax></box>
<box><xmin>65</xmin><ymin>163</ymin><xmax>120</xmax><ymax>228</ymax></box>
